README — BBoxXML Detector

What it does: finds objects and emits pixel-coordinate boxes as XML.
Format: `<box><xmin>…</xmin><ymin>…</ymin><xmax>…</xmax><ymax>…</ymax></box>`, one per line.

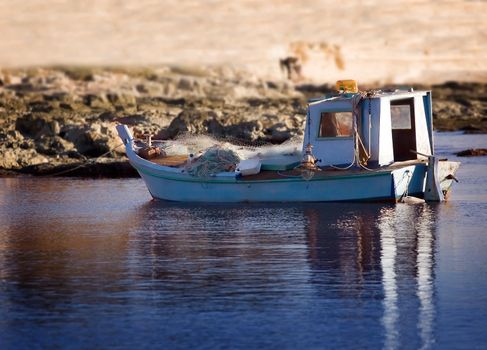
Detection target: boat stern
<box><xmin>439</xmin><ymin>160</ymin><xmax>461</xmax><ymax>197</ymax></box>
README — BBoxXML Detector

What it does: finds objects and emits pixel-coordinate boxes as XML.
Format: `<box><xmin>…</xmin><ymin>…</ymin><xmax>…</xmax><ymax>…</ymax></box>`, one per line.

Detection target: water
<box><xmin>0</xmin><ymin>132</ymin><xmax>486</xmax><ymax>349</ymax></box>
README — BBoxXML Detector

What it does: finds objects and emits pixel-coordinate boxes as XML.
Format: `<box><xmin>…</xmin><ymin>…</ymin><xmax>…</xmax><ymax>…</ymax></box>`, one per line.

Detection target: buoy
<box><xmin>299</xmin><ymin>143</ymin><xmax>319</xmax><ymax>171</ymax></box>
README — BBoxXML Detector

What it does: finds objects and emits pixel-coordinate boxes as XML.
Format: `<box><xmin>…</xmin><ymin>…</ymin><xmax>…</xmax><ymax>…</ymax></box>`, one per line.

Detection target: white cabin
<box><xmin>303</xmin><ymin>90</ymin><xmax>434</xmax><ymax>167</ymax></box>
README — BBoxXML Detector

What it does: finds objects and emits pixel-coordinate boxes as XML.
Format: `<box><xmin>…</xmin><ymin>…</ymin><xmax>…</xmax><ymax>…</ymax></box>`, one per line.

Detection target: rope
<box><xmin>330</xmin><ymin>153</ymin><xmax>356</xmax><ymax>170</ymax></box>
<box><xmin>329</xmin><ymin>93</ymin><xmax>362</xmax><ymax>171</ymax></box>
<box><xmin>44</xmin><ymin>143</ymin><xmax>125</xmax><ymax>177</ymax></box>
<box><xmin>277</xmin><ymin>170</ymin><xmax>302</xmax><ymax>178</ymax></box>
<box><xmin>358</xmin><ymin>163</ymin><xmax>383</xmax><ymax>172</ymax></box>
<box><xmin>328</xmin><ymin>90</ymin><xmax>381</xmax><ymax>172</ymax></box>
<box><xmin>307</xmin><ymin>107</ymin><xmax>311</xmax><ymax>144</ymax></box>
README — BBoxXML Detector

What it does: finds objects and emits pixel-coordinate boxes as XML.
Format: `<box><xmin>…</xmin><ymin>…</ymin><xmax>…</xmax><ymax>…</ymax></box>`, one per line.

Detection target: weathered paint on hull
<box><xmin>133</xmin><ymin>162</ymin><xmax>427</xmax><ymax>203</ymax></box>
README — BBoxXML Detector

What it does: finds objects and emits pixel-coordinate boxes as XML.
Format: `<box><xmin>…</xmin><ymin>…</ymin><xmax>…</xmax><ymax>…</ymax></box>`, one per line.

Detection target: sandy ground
<box><xmin>1</xmin><ymin>0</ymin><xmax>486</xmax><ymax>84</ymax></box>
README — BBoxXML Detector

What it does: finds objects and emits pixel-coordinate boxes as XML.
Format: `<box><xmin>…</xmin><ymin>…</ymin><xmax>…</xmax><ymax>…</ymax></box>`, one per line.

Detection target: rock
<box><xmin>461</xmin><ymin>125</ymin><xmax>482</xmax><ymax>132</ymax></box>
<box><xmin>0</xmin><ymin>130</ymin><xmax>24</xmax><ymax>147</ymax></box>
<box><xmin>106</xmin><ymin>93</ymin><xmax>137</xmax><ymax>107</ymax></box>
<box><xmin>29</xmin><ymin>100</ymin><xmax>53</xmax><ymax>113</ymax></box>
<box><xmin>432</xmin><ymin>101</ymin><xmax>464</xmax><ymax>119</ymax></box>
<box><xmin>98</xmin><ymin>111</ymin><xmax>117</xmax><ymax>121</ymax></box>
<box><xmin>19</xmin><ymin>159</ymin><xmax>139</xmax><ymax>178</ymax></box>
<box><xmin>0</xmin><ymin>168</ymin><xmax>18</xmax><ymax>176</ymax></box>
<box><xmin>60</xmin><ymin>122</ymin><xmax>124</xmax><ymax>157</ymax></box>
<box><xmin>136</xmin><ymin>84</ymin><xmax>148</xmax><ymax>93</ymax></box>
<box><xmin>35</xmin><ymin>135</ymin><xmax>75</xmax><ymax>156</ymax></box>
<box><xmin>59</xmin><ymin>102</ymin><xmax>73</xmax><ymax>110</ymax></box>
<box><xmin>19</xmin><ymin>138</ymin><xmax>35</xmax><ymax>149</ymax></box>
<box><xmin>60</xmin><ymin>124</ymin><xmax>99</xmax><ymax>156</ymax></box>
<box><xmin>65</xmin><ymin>150</ymin><xmax>85</xmax><ymax>159</ymax></box>
<box><xmin>83</xmin><ymin>94</ymin><xmax>110</xmax><ymax>109</ymax></box>
<box><xmin>51</xmin><ymin>120</ymin><xmax>61</xmax><ymax>135</ymax></box>
<box><xmin>158</xmin><ymin>110</ymin><xmax>224</xmax><ymax>139</ymax></box>
<box><xmin>224</xmin><ymin>120</ymin><xmax>265</xmax><ymax>141</ymax></box>
<box><xmin>0</xmin><ymin>148</ymin><xmax>21</xmax><ymax>169</ymax></box>
<box><xmin>227</xmin><ymin>85</ymin><xmax>260</xmax><ymax>101</ymax></box>
<box><xmin>177</xmin><ymin>78</ymin><xmax>194</xmax><ymax>91</ymax></box>
<box><xmin>15</xmin><ymin>114</ymin><xmax>60</xmax><ymax>138</ymax></box>
<box><xmin>21</xmin><ymin>150</ymin><xmax>49</xmax><ymax>167</ymax></box>
<box><xmin>6</xmin><ymin>83</ymin><xmax>35</xmax><ymax>93</ymax></box>
<box><xmin>0</xmin><ymin>147</ymin><xmax>48</xmax><ymax>169</ymax></box>
<box><xmin>295</xmin><ymin>83</ymin><xmax>334</xmax><ymax>96</ymax></box>
<box><xmin>464</xmin><ymin>129</ymin><xmax>487</xmax><ymax>134</ymax></box>
<box><xmin>163</xmin><ymin>81</ymin><xmax>177</xmax><ymax>96</ymax></box>
<box><xmin>1</xmin><ymin>66</ymin><xmax>487</xmax><ymax>178</ymax></box>
<box><xmin>265</xmin><ymin>122</ymin><xmax>293</xmax><ymax>143</ymax></box>
<box><xmin>456</xmin><ymin>148</ymin><xmax>487</xmax><ymax>157</ymax></box>
<box><xmin>115</xmin><ymin>114</ymin><xmax>150</xmax><ymax>125</ymax></box>
<box><xmin>43</xmin><ymin>91</ymin><xmax>69</xmax><ymax>102</ymax></box>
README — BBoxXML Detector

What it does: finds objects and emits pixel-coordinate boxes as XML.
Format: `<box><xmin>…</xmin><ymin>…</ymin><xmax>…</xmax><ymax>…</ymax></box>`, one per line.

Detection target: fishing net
<box><xmin>160</xmin><ymin>132</ymin><xmax>303</xmax><ymax>159</ymax></box>
<box><xmin>150</xmin><ymin>132</ymin><xmax>303</xmax><ymax>177</ymax></box>
<box><xmin>187</xmin><ymin>146</ymin><xmax>240</xmax><ymax>177</ymax></box>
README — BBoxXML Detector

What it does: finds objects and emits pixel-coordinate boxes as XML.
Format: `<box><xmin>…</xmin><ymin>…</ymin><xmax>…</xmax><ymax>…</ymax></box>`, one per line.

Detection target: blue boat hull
<box><xmin>133</xmin><ymin>160</ymin><xmax>426</xmax><ymax>203</ymax></box>
<box><xmin>116</xmin><ymin>125</ymin><xmax>459</xmax><ymax>203</ymax></box>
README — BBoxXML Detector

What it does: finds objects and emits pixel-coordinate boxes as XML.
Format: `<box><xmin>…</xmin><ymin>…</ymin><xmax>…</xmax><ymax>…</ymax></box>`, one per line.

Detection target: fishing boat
<box><xmin>116</xmin><ymin>80</ymin><xmax>460</xmax><ymax>203</ymax></box>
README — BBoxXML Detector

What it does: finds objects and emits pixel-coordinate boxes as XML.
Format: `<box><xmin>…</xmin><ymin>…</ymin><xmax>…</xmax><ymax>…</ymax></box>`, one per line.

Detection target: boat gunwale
<box><xmin>132</xmin><ymin>161</ymin><xmax>393</xmax><ymax>184</ymax></box>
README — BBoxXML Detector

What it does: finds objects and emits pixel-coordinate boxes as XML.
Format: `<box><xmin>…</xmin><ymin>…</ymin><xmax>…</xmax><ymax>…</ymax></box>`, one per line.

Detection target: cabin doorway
<box><xmin>391</xmin><ymin>98</ymin><xmax>417</xmax><ymax>161</ymax></box>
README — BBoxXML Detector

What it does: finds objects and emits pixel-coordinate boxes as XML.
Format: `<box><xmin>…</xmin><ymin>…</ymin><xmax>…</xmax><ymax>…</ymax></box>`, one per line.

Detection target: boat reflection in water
<box><xmin>379</xmin><ymin>205</ymin><xmax>435</xmax><ymax>350</ymax></box>
<box><xmin>133</xmin><ymin>200</ymin><xmax>437</xmax><ymax>348</ymax></box>
<box><xmin>302</xmin><ymin>203</ymin><xmax>436</xmax><ymax>349</ymax></box>
<box><xmin>0</xmin><ymin>179</ymin><xmax>438</xmax><ymax>348</ymax></box>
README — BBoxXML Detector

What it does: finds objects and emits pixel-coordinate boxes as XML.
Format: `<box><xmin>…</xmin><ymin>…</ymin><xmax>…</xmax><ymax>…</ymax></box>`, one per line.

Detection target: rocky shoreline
<box><xmin>1</xmin><ymin>66</ymin><xmax>486</xmax><ymax>178</ymax></box>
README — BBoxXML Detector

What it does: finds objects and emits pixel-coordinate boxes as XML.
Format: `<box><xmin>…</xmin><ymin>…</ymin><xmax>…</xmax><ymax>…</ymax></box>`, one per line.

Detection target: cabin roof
<box><xmin>308</xmin><ymin>89</ymin><xmax>430</xmax><ymax>105</ymax></box>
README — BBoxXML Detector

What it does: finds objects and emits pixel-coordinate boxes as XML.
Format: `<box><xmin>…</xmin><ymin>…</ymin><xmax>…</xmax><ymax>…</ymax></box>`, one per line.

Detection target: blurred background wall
<box><xmin>0</xmin><ymin>0</ymin><xmax>486</xmax><ymax>84</ymax></box>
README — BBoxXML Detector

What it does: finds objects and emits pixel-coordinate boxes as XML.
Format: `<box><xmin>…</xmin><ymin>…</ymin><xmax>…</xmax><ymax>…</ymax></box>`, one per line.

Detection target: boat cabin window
<box><xmin>391</xmin><ymin>103</ymin><xmax>412</xmax><ymax>129</ymax></box>
<box><xmin>319</xmin><ymin>111</ymin><xmax>353</xmax><ymax>137</ymax></box>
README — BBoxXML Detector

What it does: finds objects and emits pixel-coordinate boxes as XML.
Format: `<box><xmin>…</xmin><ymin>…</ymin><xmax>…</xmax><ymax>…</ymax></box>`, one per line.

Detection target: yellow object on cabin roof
<box><xmin>336</xmin><ymin>80</ymin><xmax>358</xmax><ymax>93</ymax></box>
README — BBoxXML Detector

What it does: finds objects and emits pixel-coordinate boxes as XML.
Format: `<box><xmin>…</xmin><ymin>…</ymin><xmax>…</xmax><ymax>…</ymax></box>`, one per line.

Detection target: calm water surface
<box><xmin>0</xmin><ymin>133</ymin><xmax>486</xmax><ymax>349</ymax></box>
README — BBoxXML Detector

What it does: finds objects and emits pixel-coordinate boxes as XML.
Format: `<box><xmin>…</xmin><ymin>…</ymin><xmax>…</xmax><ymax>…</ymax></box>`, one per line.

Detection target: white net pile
<box><xmin>149</xmin><ymin>133</ymin><xmax>303</xmax><ymax>177</ymax></box>
<box><xmin>160</xmin><ymin>132</ymin><xmax>303</xmax><ymax>160</ymax></box>
<box><xmin>187</xmin><ymin>146</ymin><xmax>240</xmax><ymax>177</ymax></box>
